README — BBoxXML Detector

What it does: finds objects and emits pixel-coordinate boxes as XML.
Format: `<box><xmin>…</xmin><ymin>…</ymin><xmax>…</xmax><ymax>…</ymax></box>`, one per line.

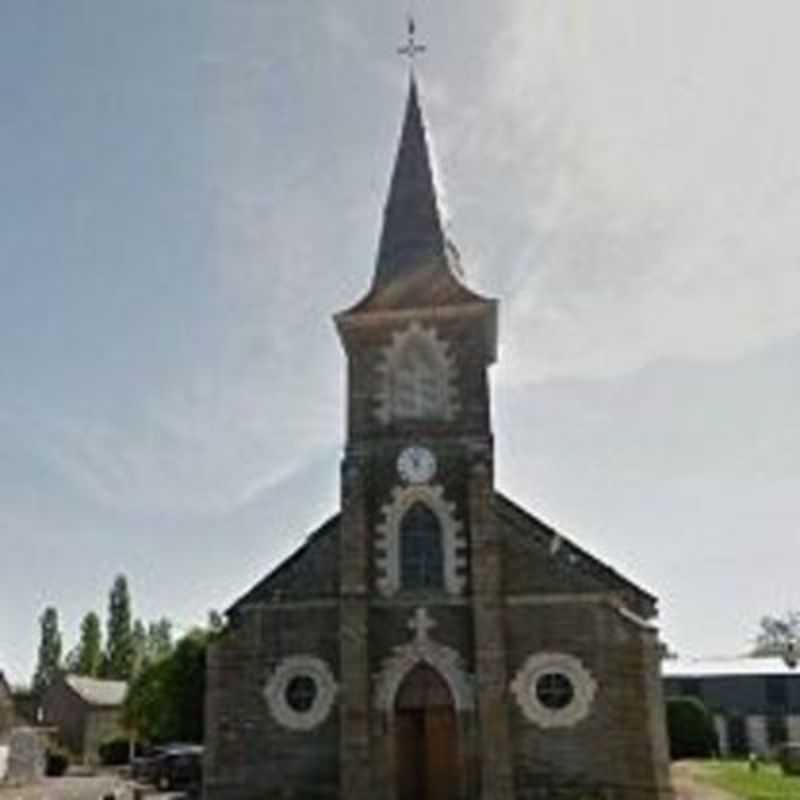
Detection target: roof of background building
<box><xmin>64</xmin><ymin>675</ymin><xmax>127</xmax><ymax>707</ymax></box>
<box><xmin>663</xmin><ymin>656</ymin><xmax>800</xmax><ymax>678</ymax></box>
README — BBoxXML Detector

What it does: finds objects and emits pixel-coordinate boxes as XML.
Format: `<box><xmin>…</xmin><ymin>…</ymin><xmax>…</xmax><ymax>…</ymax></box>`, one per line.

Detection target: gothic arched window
<box><xmin>400</xmin><ymin>502</ymin><xmax>444</xmax><ymax>590</ymax></box>
<box><xmin>391</xmin><ymin>333</ymin><xmax>448</xmax><ymax>420</ymax></box>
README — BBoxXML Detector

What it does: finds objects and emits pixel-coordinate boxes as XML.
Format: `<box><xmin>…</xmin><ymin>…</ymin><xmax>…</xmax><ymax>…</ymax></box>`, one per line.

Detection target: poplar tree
<box><xmin>75</xmin><ymin>611</ymin><xmax>103</xmax><ymax>676</ymax></box>
<box><xmin>32</xmin><ymin>606</ymin><xmax>62</xmax><ymax>695</ymax></box>
<box><xmin>105</xmin><ymin>574</ymin><xmax>135</xmax><ymax>680</ymax></box>
<box><xmin>147</xmin><ymin>618</ymin><xmax>174</xmax><ymax>663</ymax></box>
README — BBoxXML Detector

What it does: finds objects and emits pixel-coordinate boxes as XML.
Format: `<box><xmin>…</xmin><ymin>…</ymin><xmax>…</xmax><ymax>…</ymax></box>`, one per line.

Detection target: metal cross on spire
<box><xmin>397</xmin><ymin>15</ymin><xmax>426</xmax><ymax>64</ymax></box>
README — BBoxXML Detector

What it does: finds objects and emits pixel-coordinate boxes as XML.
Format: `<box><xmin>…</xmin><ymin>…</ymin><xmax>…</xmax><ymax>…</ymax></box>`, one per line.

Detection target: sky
<box><xmin>1</xmin><ymin>1</ymin><xmax>799</xmax><ymax>685</ymax></box>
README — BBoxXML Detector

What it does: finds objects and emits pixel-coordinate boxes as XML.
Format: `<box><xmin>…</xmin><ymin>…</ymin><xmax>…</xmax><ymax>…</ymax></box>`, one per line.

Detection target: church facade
<box><xmin>204</xmin><ymin>77</ymin><xmax>672</xmax><ymax>800</ymax></box>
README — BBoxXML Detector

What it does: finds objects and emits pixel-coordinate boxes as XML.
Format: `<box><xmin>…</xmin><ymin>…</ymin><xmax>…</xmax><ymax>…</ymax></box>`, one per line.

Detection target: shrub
<box><xmin>666</xmin><ymin>696</ymin><xmax>718</xmax><ymax>759</ymax></box>
<box><xmin>45</xmin><ymin>747</ymin><xmax>70</xmax><ymax>776</ymax></box>
<box><xmin>98</xmin><ymin>737</ymin><xmax>133</xmax><ymax>766</ymax></box>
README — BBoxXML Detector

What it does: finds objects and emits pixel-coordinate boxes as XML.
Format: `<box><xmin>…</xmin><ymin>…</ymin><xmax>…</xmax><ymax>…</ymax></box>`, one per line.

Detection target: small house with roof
<box><xmin>42</xmin><ymin>674</ymin><xmax>128</xmax><ymax>763</ymax></box>
<box><xmin>0</xmin><ymin>671</ymin><xmax>14</xmax><ymax>743</ymax></box>
<box><xmin>663</xmin><ymin>656</ymin><xmax>800</xmax><ymax>756</ymax></box>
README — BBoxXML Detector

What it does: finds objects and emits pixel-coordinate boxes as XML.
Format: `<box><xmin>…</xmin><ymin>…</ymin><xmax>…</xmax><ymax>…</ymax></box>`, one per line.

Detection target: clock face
<box><xmin>397</xmin><ymin>446</ymin><xmax>437</xmax><ymax>484</ymax></box>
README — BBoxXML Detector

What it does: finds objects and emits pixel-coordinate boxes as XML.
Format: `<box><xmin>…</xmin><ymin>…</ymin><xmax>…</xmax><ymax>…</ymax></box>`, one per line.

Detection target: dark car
<box><xmin>132</xmin><ymin>744</ymin><xmax>203</xmax><ymax>791</ymax></box>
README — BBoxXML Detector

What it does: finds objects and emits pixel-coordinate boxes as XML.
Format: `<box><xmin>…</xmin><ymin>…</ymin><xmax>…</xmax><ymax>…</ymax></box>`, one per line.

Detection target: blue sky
<box><xmin>2</xmin><ymin>1</ymin><xmax>799</xmax><ymax>684</ymax></box>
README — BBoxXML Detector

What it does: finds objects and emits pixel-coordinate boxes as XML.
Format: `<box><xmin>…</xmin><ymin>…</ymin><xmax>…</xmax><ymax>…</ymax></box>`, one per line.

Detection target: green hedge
<box><xmin>45</xmin><ymin>748</ymin><xmax>70</xmax><ymax>777</ymax></box>
<box><xmin>666</xmin><ymin>696</ymin><xmax>718</xmax><ymax>759</ymax></box>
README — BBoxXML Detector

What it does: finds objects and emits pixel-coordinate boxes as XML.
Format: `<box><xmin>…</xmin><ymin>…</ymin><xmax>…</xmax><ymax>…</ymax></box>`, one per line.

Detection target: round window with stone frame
<box><xmin>510</xmin><ymin>652</ymin><xmax>597</xmax><ymax>729</ymax></box>
<box><xmin>263</xmin><ymin>655</ymin><xmax>338</xmax><ymax>732</ymax></box>
<box><xmin>535</xmin><ymin>671</ymin><xmax>575</xmax><ymax>710</ymax></box>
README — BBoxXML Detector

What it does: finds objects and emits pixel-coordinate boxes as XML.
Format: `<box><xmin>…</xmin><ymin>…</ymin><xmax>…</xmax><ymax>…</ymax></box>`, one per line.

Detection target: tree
<box><xmin>131</xmin><ymin>619</ymin><xmax>148</xmax><ymax>676</ymax></box>
<box><xmin>753</xmin><ymin>611</ymin><xmax>800</xmax><ymax>656</ymax></box>
<box><xmin>32</xmin><ymin>606</ymin><xmax>62</xmax><ymax>696</ymax></box>
<box><xmin>105</xmin><ymin>574</ymin><xmax>135</xmax><ymax>679</ymax></box>
<box><xmin>146</xmin><ymin>618</ymin><xmax>174</xmax><ymax>663</ymax></box>
<box><xmin>123</xmin><ymin>628</ymin><xmax>210</xmax><ymax>744</ymax></box>
<box><xmin>73</xmin><ymin>612</ymin><xmax>103</xmax><ymax>676</ymax></box>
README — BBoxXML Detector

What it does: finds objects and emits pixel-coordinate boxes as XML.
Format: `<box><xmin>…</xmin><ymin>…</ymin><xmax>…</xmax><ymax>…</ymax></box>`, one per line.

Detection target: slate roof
<box><xmin>374</xmin><ymin>74</ymin><xmax>446</xmax><ymax>289</ymax></box>
<box><xmin>662</xmin><ymin>656</ymin><xmax>800</xmax><ymax>678</ymax></box>
<box><xmin>64</xmin><ymin>675</ymin><xmax>127</xmax><ymax>707</ymax></box>
<box><xmin>227</xmin><ymin>492</ymin><xmax>656</xmax><ymax>618</ymax></box>
<box><xmin>495</xmin><ymin>492</ymin><xmax>657</xmax><ymax>615</ymax></box>
<box><xmin>340</xmin><ymin>75</ymin><xmax>493</xmax><ymax>315</ymax></box>
<box><xmin>228</xmin><ymin>513</ymin><xmax>341</xmax><ymax>613</ymax></box>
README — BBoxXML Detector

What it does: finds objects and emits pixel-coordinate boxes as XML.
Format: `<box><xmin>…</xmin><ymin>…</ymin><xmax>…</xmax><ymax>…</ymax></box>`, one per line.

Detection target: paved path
<box><xmin>671</xmin><ymin>761</ymin><xmax>738</xmax><ymax>800</ymax></box>
<box><xmin>0</xmin><ymin>775</ymin><xmax>131</xmax><ymax>800</ymax></box>
<box><xmin>3</xmin><ymin>764</ymin><xmax>731</xmax><ymax>800</ymax></box>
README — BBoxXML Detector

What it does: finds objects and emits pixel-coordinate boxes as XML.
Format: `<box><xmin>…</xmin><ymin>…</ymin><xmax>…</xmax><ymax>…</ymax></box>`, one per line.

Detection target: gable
<box><xmin>495</xmin><ymin>492</ymin><xmax>657</xmax><ymax>619</ymax></box>
<box><xmin>228</xmin><ymin>514</ymin><xmax>340</xmax><ymax>614</ymax></box>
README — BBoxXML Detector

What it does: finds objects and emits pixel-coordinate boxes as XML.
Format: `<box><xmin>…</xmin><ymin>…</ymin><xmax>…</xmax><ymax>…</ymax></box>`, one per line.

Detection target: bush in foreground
<box><xmin>666</xmin><ymin>696</ymin><xmax>717</xmax><ymax>759</ymax></box>
<box><xmin>45</xmin><ymin>747</ymin><xmax>70</xmax><ymax>777</ymax></box>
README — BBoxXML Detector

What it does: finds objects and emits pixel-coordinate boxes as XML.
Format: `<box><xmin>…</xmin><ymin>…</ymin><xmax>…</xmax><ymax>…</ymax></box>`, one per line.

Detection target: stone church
<box><xmin>204</xmin><ymin>76</ymin><xmax>672</xmax><ymax>800</ymax></box>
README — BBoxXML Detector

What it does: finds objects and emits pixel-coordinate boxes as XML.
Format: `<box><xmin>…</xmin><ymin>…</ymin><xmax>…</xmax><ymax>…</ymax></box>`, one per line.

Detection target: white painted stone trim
<box><xmin>374</xmin><ymin>607</ymin><xmax>474</xmax><ymax>713</ymax></box>
<box><xmin>375</xmin><ymin>483</ymin><xmax>465</xmax><ymax>596</ymax></box>
<box><xmin>510</xmin><ymin>652</ymin><xmax>597</xmax><ymax>728</ymax></box>
<box><xmin>746</xmin><ymin>715</ymin><xmax>768</xmax><ymax>755</ymax></box>
<box><xmin>263</xmin><ymin>655</ymin><xmax>338</xmax><ymax>732</ymax></box>
<box><xmin>787</xmin><ymin>715</ymin><xmax>800</xmax><ymax>743</ymax></box>
<box><xmin>713</xmin><ymin>714</ymin><xmax>729</xmax><ymax>757</ymax></box>
<box><xmin>374</xmin><ymin>321</ymin><xmax>459</xmax><ymax>424</ymax></box>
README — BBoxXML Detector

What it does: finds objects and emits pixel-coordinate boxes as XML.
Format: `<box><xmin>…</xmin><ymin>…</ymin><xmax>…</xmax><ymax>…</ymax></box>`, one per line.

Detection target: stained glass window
<box><xmin>400</xmin><ymin>502</ymin><xmax>444</xmax><ymax>590</ymax></box>
<box><xmin>535</xmin><ymin>673</ymin><xmax>575</xmax><ymax>710</ymax></box>
<box><xmin>285</xmin><ymin>675</ymin><xmax>317</xmax><ymax>713</ymax></box>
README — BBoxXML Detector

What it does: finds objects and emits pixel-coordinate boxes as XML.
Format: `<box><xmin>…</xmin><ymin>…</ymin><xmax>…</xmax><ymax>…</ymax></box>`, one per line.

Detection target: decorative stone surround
<box><xmin>375</xmin><ymin>484</ymin><xmax>466</xmax><ymax>596</ymax></box>
<box><xmin>263</xmin><ymin>655</ymin><xmax>338</xmax><ymax>732</ymax></box>
<box><xmin>374</xmin><ymin>321</ymin><xmax>459</xmax><ymax>424</ymax></box>
<box><xmin>510</xmin><ymin>652</ymin><xmax>597</xmax><ymax>728</ymax></box>
<box><xmin>374</xmin><ymin>607</ymin><xmax>474</xmax><ymax>713</ymax></box>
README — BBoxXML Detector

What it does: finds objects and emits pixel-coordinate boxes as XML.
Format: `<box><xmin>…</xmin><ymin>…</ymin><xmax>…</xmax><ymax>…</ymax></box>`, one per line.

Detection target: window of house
<box><xmin>391</xmin><ymin>334</ymin><xmax>447</xmax><ymax>419</ymax></box>
<box><xmin>400</xmin><ymin>502</ymin><xmax>444</xmax><ymax>589</ymax></box>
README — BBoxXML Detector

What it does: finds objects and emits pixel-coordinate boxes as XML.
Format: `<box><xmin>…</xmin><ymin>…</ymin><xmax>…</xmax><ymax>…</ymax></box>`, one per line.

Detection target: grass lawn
<box><xmin>697</xmin><ymin>759</ymin><xmax>800</xmax><ymax>799</ymax></box>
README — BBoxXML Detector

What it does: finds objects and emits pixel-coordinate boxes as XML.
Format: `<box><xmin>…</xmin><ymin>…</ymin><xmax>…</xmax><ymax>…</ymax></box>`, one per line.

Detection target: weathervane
<box><xmin>397</xmin><ymin>15</ymin><xmax>426</xmax><ymax>64</ymax></box>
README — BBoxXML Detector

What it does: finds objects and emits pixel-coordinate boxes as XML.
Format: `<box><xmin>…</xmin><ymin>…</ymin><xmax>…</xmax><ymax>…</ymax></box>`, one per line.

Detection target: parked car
<box><xmin>152</xmin><ymin>745</ymin><xmax>203</xmax><ymax>791</ymax></box>
<box><xmin>132</xmin><ymin>743</ymin><xmax>203</xmax><ymax>790</ymax></box>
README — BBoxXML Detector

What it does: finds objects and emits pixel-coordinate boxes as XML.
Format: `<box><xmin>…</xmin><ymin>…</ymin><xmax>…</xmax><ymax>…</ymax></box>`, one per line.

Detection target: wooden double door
<box><xmin>395</xmin><ymin>665</ymin><xmax>459</xmax><ymax>800</ymax></box>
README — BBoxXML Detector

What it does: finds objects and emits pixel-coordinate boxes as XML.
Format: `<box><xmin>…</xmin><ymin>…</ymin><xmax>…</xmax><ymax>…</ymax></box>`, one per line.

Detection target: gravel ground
<box><xmin>0</xmin><ymin>775</ymin><xmax>134</xmax><ymax>800</ymax></box>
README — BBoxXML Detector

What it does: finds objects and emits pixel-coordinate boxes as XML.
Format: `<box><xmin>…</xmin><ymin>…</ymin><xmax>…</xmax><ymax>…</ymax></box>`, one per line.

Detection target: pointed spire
<box><xmin>373</xmin><ymin>75</ymin><xmax>449</xmax><ymax>288</ymax></box>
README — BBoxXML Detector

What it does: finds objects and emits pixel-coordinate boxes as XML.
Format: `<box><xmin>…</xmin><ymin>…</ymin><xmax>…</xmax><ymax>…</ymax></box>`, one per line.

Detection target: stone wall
<box><xmin>4</xmin><ymin>728</ymin><xmax>45</xmax><ymax>786</ymax></box>
<box><xmin>205</xmin><ymin>604</ymin><xmax>341</xmax><ymax>800</ymax></box>
<box><xmin>0</xmin><ymin>679</ymin><xmax>14</xmax><ymax>744</ymax></box>
<box><xmin>42</xmin><ymin>678</ymin><xmax>87</xmax><ymax>758</ymax></box>
<box><xmin>84</xmin><ymin>707</ymin><xmax>126</xmax><ymax>764</ymax></box>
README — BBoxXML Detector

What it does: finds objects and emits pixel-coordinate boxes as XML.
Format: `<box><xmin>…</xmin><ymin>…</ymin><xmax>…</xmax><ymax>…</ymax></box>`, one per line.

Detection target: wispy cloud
<box><xmin>442</xmin><ymin>1</ymin><xmax>800</xmax><ymax>381</ymax></box>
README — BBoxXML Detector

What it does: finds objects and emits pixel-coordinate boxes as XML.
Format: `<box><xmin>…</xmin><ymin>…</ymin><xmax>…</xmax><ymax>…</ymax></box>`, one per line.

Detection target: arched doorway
<box><xmin>395</xmin><ymin>664</ymin><xmax>459</xmax><ymax>800</ymax></box>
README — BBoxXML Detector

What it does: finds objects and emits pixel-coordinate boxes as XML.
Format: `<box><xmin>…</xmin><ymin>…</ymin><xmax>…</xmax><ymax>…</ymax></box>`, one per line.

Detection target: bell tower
<box><xmin>334</xmin><ymin>75</ymin><xmax>514</xmax><ymax>800</ymax></box>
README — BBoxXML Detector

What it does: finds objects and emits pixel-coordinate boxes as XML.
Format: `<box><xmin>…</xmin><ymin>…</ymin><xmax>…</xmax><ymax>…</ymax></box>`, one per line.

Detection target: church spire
<box><xmin>373</xmin><ymin>74</ymin><xmax>449</xmax><ymax>289</ymax></box>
